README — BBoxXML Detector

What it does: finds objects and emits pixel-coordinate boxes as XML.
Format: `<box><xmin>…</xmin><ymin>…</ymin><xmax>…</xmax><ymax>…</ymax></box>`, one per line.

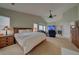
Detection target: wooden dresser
<box><xmin>70</xmin><ymin>21</ymin><xmax>79</xmax><ymax>48</ymax></box>
<box><xmin>0</xmin><ymin>35</ymin><xmax>14</xmax><ymax>48</ymax></box>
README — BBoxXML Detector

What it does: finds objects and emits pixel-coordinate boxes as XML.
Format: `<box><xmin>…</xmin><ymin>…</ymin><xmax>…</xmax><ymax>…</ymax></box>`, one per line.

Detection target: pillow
<box><xmin>19</xmin><ymin>29</ymin><xmax>32</xmax><ymax>33</ymax></box>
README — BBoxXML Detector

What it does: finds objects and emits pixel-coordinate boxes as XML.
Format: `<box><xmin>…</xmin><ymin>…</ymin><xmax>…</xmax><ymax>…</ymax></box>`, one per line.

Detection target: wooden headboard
<box><xmin>13</xmin><ymin>27</ymin><xmax>33</xmax><ymax>33</ymax></box>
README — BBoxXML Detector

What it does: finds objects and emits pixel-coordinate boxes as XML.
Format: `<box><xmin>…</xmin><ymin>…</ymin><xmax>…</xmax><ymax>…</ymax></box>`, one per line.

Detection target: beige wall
<box><xmin>56</xmin><ymin>6</ymin><xmax>78</xmax><ymax>39</ymax></box>
<box><xmin>0</xmin><ymin>8</ymin><xmax>47</xmax><ymax>28</ymax></box>
<box><xmin>47</xmin><ymin>5</ymin><xmax>78</xmax><ymax>39</ymax></box>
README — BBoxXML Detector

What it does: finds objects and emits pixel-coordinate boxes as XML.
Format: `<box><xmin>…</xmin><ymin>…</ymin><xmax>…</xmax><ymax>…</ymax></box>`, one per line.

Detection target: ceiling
<box><xmin>0</xmin><ymin>3</ymin><xmax>78</xmax><ymax>22</ymax></box>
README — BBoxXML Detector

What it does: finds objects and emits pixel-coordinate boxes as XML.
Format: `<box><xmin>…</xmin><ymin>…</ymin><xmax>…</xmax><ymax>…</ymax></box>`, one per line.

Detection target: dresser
<box><xmin>0</xmin><ymin>35</ymin><xmax>14</xmax><ymax>48</ymax></box>
<box><xmin>70</xmin><ymin>21</ymin><xmax>79</xmax><ymax>48</ymax></box>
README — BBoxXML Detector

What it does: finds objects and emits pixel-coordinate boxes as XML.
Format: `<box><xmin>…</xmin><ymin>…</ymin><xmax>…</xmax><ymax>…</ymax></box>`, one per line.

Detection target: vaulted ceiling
<box><xmin>0</xmin><ymin>3</ymin><xmax>78</xmax><ymax>22</ymax></box>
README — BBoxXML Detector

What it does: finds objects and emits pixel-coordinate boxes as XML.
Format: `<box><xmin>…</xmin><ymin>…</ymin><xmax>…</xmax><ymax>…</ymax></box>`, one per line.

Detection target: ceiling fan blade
<box><xmin>53</xmin><ymin>15</ymin><xmax>56</xmax><ymax>17</ymax></box>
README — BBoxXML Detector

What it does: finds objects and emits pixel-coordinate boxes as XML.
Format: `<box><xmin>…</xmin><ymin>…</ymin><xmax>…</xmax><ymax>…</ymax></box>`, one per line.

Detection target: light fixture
<box><xmin>4</xmin><ymin>26</ymin><xmax>8</xmax><ymax>35</ymax></box>
<box><xmin>11</xmin><ymin>3</ymin><xmax>15</xmax><ymax>6</ymax></box>
<box><xmin>4</xmin><ymin>26</ymin><xmax>14</xmax><ymax>35</ymax></box>
<box><xmin>48</xmin><ymin>10</ymin><xmax>56</xmax><ymax>18</ymax></box>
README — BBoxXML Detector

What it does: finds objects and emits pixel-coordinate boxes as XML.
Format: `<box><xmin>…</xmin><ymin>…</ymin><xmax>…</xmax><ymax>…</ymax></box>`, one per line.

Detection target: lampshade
<box><xmin>3</xmin><ymin>26</ymin><xmax>14</xmax><ymax>35</ymax></box>
<box><xmin>4</xmin><ymin>26</ymin><xmax>8</xmax><ymax>30</ymax></box>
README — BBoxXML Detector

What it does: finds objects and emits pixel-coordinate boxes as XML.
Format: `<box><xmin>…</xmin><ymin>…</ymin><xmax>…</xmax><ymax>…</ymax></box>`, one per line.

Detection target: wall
<box><xmin>62</xmin><ymin>4</ymin><xmax>79</xmax><ymax>39</ymax></box>
<box><xmin>62</xmin><ymin>6</ymin><xmax>78</xmax><ymax>23</ymax></box>
<box><xmin>77</xmin><ymin>4</ymin><xmax>79</xmax><ymax>20</ymax></box>
<box><xmin>61</xmin><ymin>22</ymin><xmax>71</xmax><ymax>39</ymax></box>
<box><xmin>47</xmin><ymin>5</ymin><xmax>79</xmax><ymax>39</ymax></box>
<box><xmin>59</xmin><ymin>6</ymin><xmax>78</xmax><ymax>39</ymax></box>
<box><xmin>0</xmin><ymin>8</ymin><xmax>47</xmax><ymax>28</ymax></box>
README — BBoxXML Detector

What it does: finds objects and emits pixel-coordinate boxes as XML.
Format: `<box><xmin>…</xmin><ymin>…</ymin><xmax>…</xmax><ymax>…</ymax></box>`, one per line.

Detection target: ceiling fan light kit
<box><xmin>48</xmin><ymin>10</ymin><xmax>56</xmax><ymax>19</ymax></box>
<box><xmin>48</xmin><ymin>14</ymin><xmax>53</xmax><ymax>18</ymax></box>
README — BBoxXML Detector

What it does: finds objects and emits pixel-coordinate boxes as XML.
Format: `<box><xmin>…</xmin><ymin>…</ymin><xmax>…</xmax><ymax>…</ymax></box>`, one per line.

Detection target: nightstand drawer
<box><xmin>6</xmin><ymin>39</ymin><xmax>14</xmax><ymax>45</ymax></box>
<box><xmin>0</xmin><ymin>42</ymin><xmax>6</xmax><ymax>48</ymax></box>
<box><xmin>0</xmin><ymin>35</ymin><xmax>14</xmax><ymax>48</ymax></box>
<box><xmin>0</xmin><ymin>38</ymin><xmax>6</xmax><ymax>42</ymax></box>
<box><xmin>5</xmin><ymin>36</ymin><xmax>13</xmax><ymax>39</ymax></box>
<box><xmin>6</xmin><ymin>36</ymin><xmax>14</xmax><ymax>40</ymax></box>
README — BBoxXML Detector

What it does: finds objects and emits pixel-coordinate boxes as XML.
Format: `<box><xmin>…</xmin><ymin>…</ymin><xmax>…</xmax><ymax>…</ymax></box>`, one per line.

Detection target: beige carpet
<box><xmin>0</xmin><ymin>44</ymin><xmax>24</xmax><ymax>55</ymax></box>
<box><xmin>0</xmin><ymin>37</ymin><xmax>79</xmax><ymax>55</ymax></box>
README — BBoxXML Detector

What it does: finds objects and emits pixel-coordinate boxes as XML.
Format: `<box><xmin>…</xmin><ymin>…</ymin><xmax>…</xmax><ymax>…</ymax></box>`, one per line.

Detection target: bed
<box><xmin>14</xmin><ymin>27</ymin><xmax>46</xmax><ymax>54</ymax></box>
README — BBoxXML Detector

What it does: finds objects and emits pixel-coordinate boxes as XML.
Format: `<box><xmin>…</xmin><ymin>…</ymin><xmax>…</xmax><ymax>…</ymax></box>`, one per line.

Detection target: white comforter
<box><xmin>14</xmin><ymin>32</ymin><xmax>46</xmax><ymax>54</ymax></box>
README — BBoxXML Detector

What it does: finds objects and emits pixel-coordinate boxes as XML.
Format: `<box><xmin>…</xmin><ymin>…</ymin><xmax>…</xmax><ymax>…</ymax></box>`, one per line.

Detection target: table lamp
<box><xmin>4</xmin><ymin>26</ymin><xmax>8</xmax><ymax>35</ymax></box>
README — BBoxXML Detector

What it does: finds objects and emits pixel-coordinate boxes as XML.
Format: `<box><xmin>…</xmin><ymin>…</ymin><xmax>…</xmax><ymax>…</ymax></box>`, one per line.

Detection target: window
<box><xmin>0</xmin><ymin>16</ymin><xmax>10</xmax><ymax>30</ymax></box>
<box><xmin>39</xmin><ymin>25</ymin><xmax>46</xmax><ymax>31</ymax></box>
<box><xmin>33</xmin><ymin>23</ymin><xmax>46</xmax><ymax>32</ymax></box>
<box><xmin>43</xmin><ymin>26</ymin><xmax>46</xmax><ymax>31</ymax></box>
<box><xmin>0</xmin><ymin>16</ymin><xmax>10</xmax><ymax>35</ymax></box>
<box><xmin>33</xmin><ymin>23</ymin><xmax>38</xmax><ymax>32</ymax></box>
<box><xmin>39</xmin><ymin>25</ymin><xmax>43</xmax><ymax>30</ymax></box>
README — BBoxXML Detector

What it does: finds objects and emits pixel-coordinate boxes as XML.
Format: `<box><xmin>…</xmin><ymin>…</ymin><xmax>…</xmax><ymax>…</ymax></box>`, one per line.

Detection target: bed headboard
<box><xmin>13</xmin><ymin>27</ymin><xmax>33</xmax><ymax>33</ymax></box>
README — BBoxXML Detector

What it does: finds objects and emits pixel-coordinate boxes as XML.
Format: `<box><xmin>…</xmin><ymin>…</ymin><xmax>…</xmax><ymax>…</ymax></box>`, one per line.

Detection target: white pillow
<box><xmin>19</xmin><ymin>29</ymin><xmax>32</xmax><ymax>33</ymax></box>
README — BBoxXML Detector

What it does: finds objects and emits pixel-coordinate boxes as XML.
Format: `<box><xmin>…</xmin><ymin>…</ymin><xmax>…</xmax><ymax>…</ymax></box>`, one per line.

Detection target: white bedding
<box><xmin>14</xmin><ymin>32</ymin><xmax>46</xmax><ymax>54</ymax></box>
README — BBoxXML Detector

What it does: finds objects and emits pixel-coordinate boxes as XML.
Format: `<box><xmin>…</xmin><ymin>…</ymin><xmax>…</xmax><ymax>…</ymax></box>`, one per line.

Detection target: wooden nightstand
<box><xmin>0</xmin><ymin>35</ymin><xmax>14</xmax><ymax>48</ymax></box>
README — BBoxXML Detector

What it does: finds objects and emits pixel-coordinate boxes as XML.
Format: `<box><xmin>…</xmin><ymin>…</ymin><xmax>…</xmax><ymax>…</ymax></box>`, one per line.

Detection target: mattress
<box><xmin>14</xmin><ymin>32</ymin><xmax>46</xmax><ymax>54</ymax></box>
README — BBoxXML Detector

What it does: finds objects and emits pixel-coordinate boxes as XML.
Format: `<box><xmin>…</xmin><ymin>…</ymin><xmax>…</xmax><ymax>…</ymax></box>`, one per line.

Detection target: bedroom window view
<box><xmin>33</xmin><ymin>23</ymin><xmax>38</xmax><ymax>32</ymax></box>
<box><xmin>39</xmin><ymin>25</ymin><xmax>46</xmax><ymax>31</ymax></box>
<box><xmin>0</xmin><ymin>16</ymin><xmax>13</xmax><ymax>36</ymax></box>
<box><xmin>0</xmin><ymin>3</ymin><xmax>79</xmax><ymax>55</ymax></box>
<box><xmin>0</xmin><ymin>16</ymin><xmax>10</xmax><ymax>29</ymax></box>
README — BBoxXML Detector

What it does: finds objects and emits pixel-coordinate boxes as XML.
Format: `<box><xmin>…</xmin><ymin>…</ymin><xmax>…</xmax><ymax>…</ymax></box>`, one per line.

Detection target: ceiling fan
<box><xmin>48</xmin><ymin>10</ymin><xmax>56</xmax><ymax>18</ymax></box>
<box><xmin>11</xmin><ymin>3</ymin><xmax>15</xmax><ymax>6</ymax></box>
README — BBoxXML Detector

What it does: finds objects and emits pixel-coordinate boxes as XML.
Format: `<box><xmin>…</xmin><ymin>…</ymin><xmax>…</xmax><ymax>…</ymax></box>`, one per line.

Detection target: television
<box><xmin>48</xmin><ymin>25</ymin><xmax>56</xmax><ymax>30</ymax></box>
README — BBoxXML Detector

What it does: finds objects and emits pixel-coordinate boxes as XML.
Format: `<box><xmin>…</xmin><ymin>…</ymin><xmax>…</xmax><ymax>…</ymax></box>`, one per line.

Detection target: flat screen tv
<box><xmin>48</xmin><ymin>25</ymin><xmax>56</xmax><ymax>30</ymax></box>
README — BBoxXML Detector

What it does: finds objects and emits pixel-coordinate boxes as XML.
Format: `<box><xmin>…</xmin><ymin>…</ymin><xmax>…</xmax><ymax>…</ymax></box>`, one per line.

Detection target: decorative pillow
<box><xmin>19</xmin><ymin>29</ymin><xmax>32</xmax><ymax>33</ymax></box>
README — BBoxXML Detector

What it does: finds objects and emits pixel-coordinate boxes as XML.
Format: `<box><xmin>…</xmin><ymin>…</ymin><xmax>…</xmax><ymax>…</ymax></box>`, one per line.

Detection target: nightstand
<box><xmin>0</xmin><ymin>35</ymin><xmax>14</xmax><ymax>48</ymax></box>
